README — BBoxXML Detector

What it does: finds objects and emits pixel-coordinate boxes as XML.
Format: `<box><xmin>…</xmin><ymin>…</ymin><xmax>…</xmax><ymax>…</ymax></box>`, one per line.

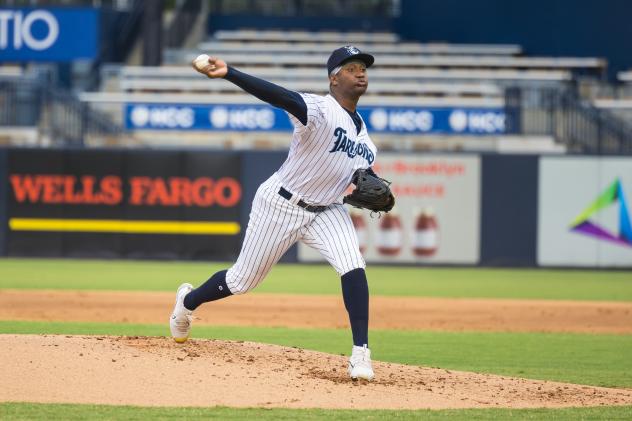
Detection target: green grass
<box><xmin>1</xmin><ymin>258</ymin><xmax>632</xmax><ymax>301</ymax></box>
<box><xmin>3</xmin><ymin>320</ymin><xmax>631</xmax><ymax>388</ymax></box>
<box><xmin>1</xmin><ymin>402</ymin><xmax>632</xmax><ymax>421</ymax></box>
<box><xmin>2</xmin><ymin>258</ymin><xmax>630</xmax><ymax>419</ymax></box>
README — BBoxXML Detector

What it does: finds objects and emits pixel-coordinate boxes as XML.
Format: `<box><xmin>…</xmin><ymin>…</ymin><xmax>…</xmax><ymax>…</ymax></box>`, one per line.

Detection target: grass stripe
<box><xmin>1</xmin><ymin>402</ymin><xmax>632</xmax><ymax>421</ymax></box>
<box><xmin>1</xmin><ymin>258</ymin><xmax>631</xmax><ymax>301</ymax></box>
<box><xmin>2</xmin><ymin>320</ymin><xmax>631</xmax><ymax>388</ymax></box>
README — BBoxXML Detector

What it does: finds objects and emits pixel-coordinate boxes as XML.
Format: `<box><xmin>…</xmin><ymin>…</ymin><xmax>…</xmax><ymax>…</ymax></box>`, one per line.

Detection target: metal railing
<box><xmin>82</xmin><ymin>0</ymin><xmax>145</xmax><ymax>90</ymax></box>
<box><xmin>165</xmin><ymin>0</ymin><xmax>203</xmax><ymax>48</ymax></box>
<box><xmin>505</xmin><ymin>86</ymin><xmax>632</xmax><ymax>155</ymax></box>
<box><xmin>1</xmin><ymin>75</ymin><xmax>124</xmax><ymax>146</ymax></box>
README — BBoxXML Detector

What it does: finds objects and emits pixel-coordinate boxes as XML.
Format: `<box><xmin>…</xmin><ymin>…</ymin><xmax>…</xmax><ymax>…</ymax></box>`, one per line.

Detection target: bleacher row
<box><xmin>32</xmin><ymin>29</ymin><xmax>619</xmax><ymax>133</ymax></box>
<box><xmin>3</xmin><ymin>29</ymin><xmax>631</xmax><ymax>150</ymax></box>
<box><xmin>90</xmin><ymin>29</ymin><xmax>612</xmax><ymax>114</ymax></box>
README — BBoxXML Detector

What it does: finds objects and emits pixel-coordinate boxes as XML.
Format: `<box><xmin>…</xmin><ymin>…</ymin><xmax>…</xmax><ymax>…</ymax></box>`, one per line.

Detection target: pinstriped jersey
<box><xmin>276</xmin><ymin>93</ymin><xmax>377</xmax><ymax>206</ymax></box>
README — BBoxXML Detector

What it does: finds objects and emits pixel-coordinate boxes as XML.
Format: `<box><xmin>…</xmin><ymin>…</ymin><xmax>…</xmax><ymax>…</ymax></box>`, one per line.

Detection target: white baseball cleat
<box><xmin>170</xmin><ymin>283</ymin><xmax>194</xmax><ymax>343</ymax></box>
<box><xmin>348</xmin><ymin>344</ymin><xmax>374</xmax><ymax>381</ymax></box>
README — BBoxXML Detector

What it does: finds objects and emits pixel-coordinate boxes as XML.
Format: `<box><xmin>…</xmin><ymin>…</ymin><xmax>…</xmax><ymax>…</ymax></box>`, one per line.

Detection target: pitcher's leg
<box><xmin>341</xmin><ymin>267</ymin><xmax>369</xmax><ymax>347</ymax></box>
<box><xmin>301</xmin><ymin>205</ymin><xmax>368</xmax><ymax>344</ymax></box>
<box><xmin>343</xmin><ymin>268</ymin><xmax>373</xmax><ymax>381</ymax></box>
<box><xmin>172</xmin><ymin>178</ymin><xmax>311</xmax><ymax>344</ymax></box>
<box><xmin>226</xmin><ymin>191</ymin><xmax>310</xmax><ymax>295</ymax></box>
<box><xmin>180</xmin><ymin>191</ymin><xmax>276</xmax><ymax>311</ymax></box>
<box><xmin>301</xmin><ymin>204</ymin><xmax>373</xmax><ymax>380</ymax></box>
<box><xmin>300</xmin><ymin>204</ymin><xmax>365</xmax><ymax>275</ymax></box>
<box><xmin>188</xmin><ymin>183</ymin><xmax>310</xmax><ymax>307</ymax></box>
<box><xmin>183</xmin><ymin>270</ymin><xmax>231</xmax><ymax>310</ymax></box>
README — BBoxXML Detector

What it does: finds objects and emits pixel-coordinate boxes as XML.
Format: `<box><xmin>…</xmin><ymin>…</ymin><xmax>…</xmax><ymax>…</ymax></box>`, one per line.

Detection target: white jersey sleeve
<box><xmin>287</xmin><ymin>93</ymin><xmax>326</xmax><ymax>133</ymax></box>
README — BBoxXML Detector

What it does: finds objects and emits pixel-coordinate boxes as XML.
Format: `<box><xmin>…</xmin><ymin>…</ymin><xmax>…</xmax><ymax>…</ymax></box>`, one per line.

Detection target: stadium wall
<box><xmin>0</xmin><ymin>148</ymin><xmax>630</xmax><ymax>268</ymax></box>
<box><xmin>202</xmin><ymin>2</ymin><xmax>631</xmax><ymax>78</ymax></box>
<box><xmin>397</xmin><ymin>0</ymin><xmax>632</xmax><ymax>78</ymax></box>
<box><xmin>480</xmin><ymin>155</ymin><xmax>538</xmax><ymax>267</ymax></box>
<box><xmin>4</xmin><ymin>148</ymin><xmax>243</xmax><ymax>260</ymax></box>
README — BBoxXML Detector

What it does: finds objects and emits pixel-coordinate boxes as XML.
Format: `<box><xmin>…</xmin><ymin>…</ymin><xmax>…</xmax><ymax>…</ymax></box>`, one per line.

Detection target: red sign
<box><xmin>10</xmin><ymin>174</ymin><xmax>242</xmax><ymax>208</ymax></box>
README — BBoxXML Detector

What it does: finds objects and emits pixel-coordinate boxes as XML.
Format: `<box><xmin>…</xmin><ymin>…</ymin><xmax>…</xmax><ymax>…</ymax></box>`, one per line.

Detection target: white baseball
<box><xmin>193</xmin><ymin>54</ymin><xmax>210</xmax><ymax>71</ymax></box>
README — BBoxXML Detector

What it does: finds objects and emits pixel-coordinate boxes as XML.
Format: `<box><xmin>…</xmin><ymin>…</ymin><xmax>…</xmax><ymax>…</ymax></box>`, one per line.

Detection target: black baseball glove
<box><xmin>343</xmin><ymin>168</ymin><xmax>395</xmax><ymax>213</ymax></box>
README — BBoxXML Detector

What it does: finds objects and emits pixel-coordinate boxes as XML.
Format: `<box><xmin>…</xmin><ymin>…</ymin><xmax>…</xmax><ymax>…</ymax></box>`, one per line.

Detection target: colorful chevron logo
<box><xmin>569</xmin><ymin>179</ymin><xmax>632</xmax><ymax>248</ymax></box>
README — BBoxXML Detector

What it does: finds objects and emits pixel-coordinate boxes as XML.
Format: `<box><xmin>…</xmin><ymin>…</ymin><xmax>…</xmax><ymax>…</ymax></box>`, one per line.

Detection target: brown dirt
<box><xmin>2</xmin><ymin>289</ymin><xmax>632</xmax><ymax>333</ymax></box>
<box><xmin>2</xmin><ymin>334</ymin><xmax>632</xmax><ymax>409</ymax></box>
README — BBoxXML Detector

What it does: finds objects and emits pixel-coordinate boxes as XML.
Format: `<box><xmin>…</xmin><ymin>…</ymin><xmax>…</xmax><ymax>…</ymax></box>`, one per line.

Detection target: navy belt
<box><xmin>278</xmin><ymin>187</ymin><xmax>327</xmax><ymax>213</ymax></box>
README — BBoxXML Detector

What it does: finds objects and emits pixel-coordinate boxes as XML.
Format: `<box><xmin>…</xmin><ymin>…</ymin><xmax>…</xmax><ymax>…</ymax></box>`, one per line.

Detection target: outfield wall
<box><xmin>4</xmin><ymin>149</ymin><xmax>243</xmax><ymax>260</ymax></box>
<box><xmin>538</xmin><ymin>157</ymin><xmax>632</xmax><ymax>267</ymax></box>
<box><xmin>0</xmin><ymin>148</ymin><xmax>630</xmax><ymax>268</ymax></box>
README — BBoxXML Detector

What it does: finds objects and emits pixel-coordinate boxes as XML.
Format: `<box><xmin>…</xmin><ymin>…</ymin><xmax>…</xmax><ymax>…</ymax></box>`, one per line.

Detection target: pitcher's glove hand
<box><xmin>343</xmin><ymin>168</ymin><xmax>395</xmax><ymax>213</ymax></box>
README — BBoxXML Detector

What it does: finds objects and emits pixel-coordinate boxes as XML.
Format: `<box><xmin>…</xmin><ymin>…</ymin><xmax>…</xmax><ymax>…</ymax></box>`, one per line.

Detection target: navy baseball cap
<box><xmin>327</xmin><ymin>46</ymin><xmax>374</xmax><ymax>75</ymax></box>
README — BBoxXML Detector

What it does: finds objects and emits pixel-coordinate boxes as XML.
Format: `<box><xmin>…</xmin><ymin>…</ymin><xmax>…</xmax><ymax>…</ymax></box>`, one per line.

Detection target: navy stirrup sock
<box><xmin>341</xmin><ymin>268</ymin><xmax>369</xmax><ymax>347</ymax></box>
<box><xmin>183</xmin><ymin>270</ymin><xmax>232</xmax><ymax>311</ymax></box>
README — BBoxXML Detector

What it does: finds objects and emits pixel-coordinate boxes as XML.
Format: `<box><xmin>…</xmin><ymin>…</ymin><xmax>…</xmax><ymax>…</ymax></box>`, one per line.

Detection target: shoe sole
<box><xmin>350</xmin><ymin>375</ymin><xmax>374</xmax><ymax>381</ymax></box>
<box><xmin>349</xmin><ymin>372</ymin><xmax>374</xmax><ymax>381</ymax></box>
<box><xmin>171</xmin><ymin>283</ymin><xmax>193</xmax><ymax>344</ymax></box>
<box><xmin>350</xmin><ymin>377</ymin><xmax>374</xmax><ymax>382</ymax></box>
<box><xmin>349</xmin><ymin>366</ymin><xmax>374</xmax><ymax>381</ymax></box>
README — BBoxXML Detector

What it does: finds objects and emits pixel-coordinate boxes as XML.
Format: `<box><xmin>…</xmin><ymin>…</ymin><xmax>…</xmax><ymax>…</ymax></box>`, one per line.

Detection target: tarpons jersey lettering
<box><xmin>277</xmin><ymin>93</ymin><xmax>378</xmax><ymax>205</ymax></box>
<box><xmin>329</xmin><ymin>127</ymin><xmax>375</xmax><ymax>164</ymax></box>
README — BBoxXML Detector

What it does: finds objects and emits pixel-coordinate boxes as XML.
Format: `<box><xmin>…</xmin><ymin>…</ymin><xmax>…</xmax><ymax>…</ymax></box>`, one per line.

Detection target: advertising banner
<box><xmin>6</xmin><ymin>149</ymin><xmax>242</xmax><ymax>259</ymax></box>
<box><xmin>538</xmin><ymin>157</ymin><xmax>632</xmax><ymax>267</ymax></box>
<box><xmin>0</xmin><ymin>8</ymin><xmax>99</xmax><ymax>61</ymax></box>
<box><xmin>125</xmin><ymin>103</ymin><xmax>505</xmax><ymax>135</ymax></box>
<box><xmin>363</xmin><ymin>107</ymin><xmax>505</xmax><ymax>135</ymax></box>
<box><xmin>298</xmin><ymin>154</ymin><xmax>481</xmax><ymax>264</ymax></box>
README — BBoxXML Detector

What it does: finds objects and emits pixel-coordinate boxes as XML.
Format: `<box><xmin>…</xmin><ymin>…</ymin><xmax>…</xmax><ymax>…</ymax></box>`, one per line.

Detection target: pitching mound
<box><xmin>1</xmin><ymin>335</ymin><xmax>632</xmax><ymax>409</ymax></box>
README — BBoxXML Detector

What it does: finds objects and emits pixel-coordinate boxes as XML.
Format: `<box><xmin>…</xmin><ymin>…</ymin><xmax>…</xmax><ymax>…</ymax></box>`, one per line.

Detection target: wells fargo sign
<box><xmin>6</xmin><ymin>149</ymin><xmax>244</xmax><ymax>259</ymax></box>
<box><xmin>9</xmin><ymin>174</ymin><xmax>241</xmax><ymax>207</ymax></box>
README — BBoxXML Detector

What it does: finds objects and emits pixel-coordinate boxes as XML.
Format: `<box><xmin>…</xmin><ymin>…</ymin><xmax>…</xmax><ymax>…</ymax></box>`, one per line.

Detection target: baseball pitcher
<box><xmin>170</xmin><ymin>46</ymin><xmax>395</xmax><ymax>381</ymax></box>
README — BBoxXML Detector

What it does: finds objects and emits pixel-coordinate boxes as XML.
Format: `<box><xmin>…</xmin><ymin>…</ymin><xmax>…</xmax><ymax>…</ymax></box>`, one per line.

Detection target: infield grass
<box><xmin>1</xmin><ymin>258</ymin><xmax>632</xmax><ymax>301</ymax></box>
<box><xmin>2</xmin><ymin>321</ymin><xmax>631</xmax><ymax>388</ymax></box>
<box><xmin>2</xmin><ymin>402</ymin><xmax>632</xmax><ymax>420</ymax></box>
